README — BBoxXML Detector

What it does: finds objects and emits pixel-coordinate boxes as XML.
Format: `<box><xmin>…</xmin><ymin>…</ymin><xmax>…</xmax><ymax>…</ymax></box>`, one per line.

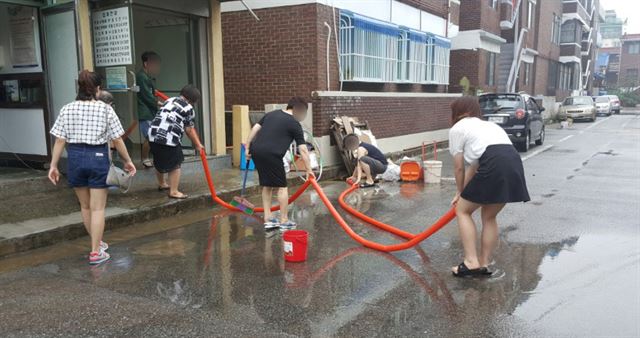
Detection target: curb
<box><xmin>0</xmin><ymin>166</ymin><xmax>342</xmax><ymax>258</ymax></box>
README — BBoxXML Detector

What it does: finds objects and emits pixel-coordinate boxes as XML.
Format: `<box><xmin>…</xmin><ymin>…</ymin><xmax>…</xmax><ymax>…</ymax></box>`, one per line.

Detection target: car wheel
<box><xmin>517</xmin><ymin>131</ymin><xmax>530</xmax><ymax>152</ymax></box>
<box><xmin>535</xmin><ymin>126</ymin><xmax>545</xmax><ymax>146</ymax></box>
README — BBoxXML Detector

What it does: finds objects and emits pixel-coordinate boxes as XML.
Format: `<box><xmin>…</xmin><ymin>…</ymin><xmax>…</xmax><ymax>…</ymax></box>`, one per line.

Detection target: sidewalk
<box><xmin>0</xmin><ymin>154</ymin><xmax>340</xmax><ymax>258</ymax></box>
<box><xmin>0</xmin><ymin>148</ymin><xmax>450</xmax><ymax>258</ymax></box>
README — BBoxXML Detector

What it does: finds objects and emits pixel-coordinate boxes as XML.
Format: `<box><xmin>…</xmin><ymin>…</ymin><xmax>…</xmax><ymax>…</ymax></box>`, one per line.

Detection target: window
<box><xmin>628</xmin><ymin>42</ymin><xmax>640</xmax><ymax>54</ymax></box>
<box><xmin>486</xmin><ymin>52</ymin><xmax>496</xmax><ymax>86</ymax></box>
<box><xmin>489</xmin><ymin>0</ymin><xmax>498</xmax><ymax>9</ymax></box>
<box><xmin>551</xmin><ymin>14</ymin><xmax>561</xmax><ymax>45</ymax></box>
<box><xmin>558</xmin><ymin>63</ymin><xmax>579</xmax><ymax>90</ymax></box>
<box><xmin>524</xmin><ymin>63</ymin><xmax>531</xmax><ymax>85</ymax></box>
<box><xmin>547</xmin><ymin>61</ymin><xmax>558</xmax><ymax>95</ymax></box>
<box><xmin>561</xmin><ymin>20</ymin><xmax>578</xmax><ymax>44</ymax></box>
<box><xmin>527</xmin><ymin>2</ymin><xmax>534</xmax><ymax>29</ymax></box>
<box><xmin>625</xmin><ymin>68</ymin><xmax>639</xmax><ymax>86</ymax></box>
<box><xmin>339</xmin><ymin>11</ymin><xmax>450</xmax><ymax>85</ymax></box>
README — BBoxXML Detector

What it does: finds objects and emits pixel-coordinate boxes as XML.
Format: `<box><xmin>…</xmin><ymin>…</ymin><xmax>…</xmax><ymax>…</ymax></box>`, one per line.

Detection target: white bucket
<box><xmin>423</xmin><ymin>160</ymin><xmax>443</xmax><ymax>184</ymax></box>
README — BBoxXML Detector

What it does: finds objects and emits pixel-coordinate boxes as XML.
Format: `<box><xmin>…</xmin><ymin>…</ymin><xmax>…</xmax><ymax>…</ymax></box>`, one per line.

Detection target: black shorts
<box><xmin>461</xmin><ymin>144</ymin><xmax>530</xmax><ymax>204</ymax></box>
<box><xmin>150</xmin><ymin>142</ymin><xmax>184</xmax><ymax>173</ymax></box>
<box><xmin>252</xmin><ymin>152</ymin><xmax>287</xmax><ymax>188</ymax></box>
<box><xmin>359</xmin><ymin>156</ymin><xmax>387</xmax><ymax>176</ymax></box>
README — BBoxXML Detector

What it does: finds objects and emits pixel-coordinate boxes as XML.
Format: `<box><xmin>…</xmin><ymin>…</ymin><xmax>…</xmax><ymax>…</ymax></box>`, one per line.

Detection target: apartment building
<box><xmin>619</xmin><ymin>34</ymin><xmax>640</xmax><ymax>88</ymax></box>
<box><xmin>450</xmin><ymin>0</ymin><xmax>602</xmax><ymax>114</ymax></box>
<box><xmin>220</xmin><ymin>0</ymin><xmax>461</xmax><ymax>166</ymax></box>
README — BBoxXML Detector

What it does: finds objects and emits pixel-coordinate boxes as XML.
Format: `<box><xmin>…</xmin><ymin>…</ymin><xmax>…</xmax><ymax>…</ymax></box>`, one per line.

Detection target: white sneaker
<box><xmin>89</xmin><ymin>250</ymin><xmax>111</xmax><ymax>265</ymax></box>
<box><xmin>100</xmin><ymin>241</ymin><xmax>109</xmax><ymax>252</ymax></box>
<box><xmin>264</xmin><ymin>218</ymin><xmax>279</xmax><ymax>230</ymax></box>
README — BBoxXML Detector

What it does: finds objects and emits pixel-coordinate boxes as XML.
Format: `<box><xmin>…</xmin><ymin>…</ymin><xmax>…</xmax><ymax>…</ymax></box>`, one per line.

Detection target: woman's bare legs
<box><xmin>156</xmin><ymin>171</ymin><xmax>169</xmax><ymax>189</ymax></box>
<box><xmin>262</xmin><ymin>187</ymin><xmax>274</xmax><ymax>222</ymax></box>
<box><xmin>74</xmin><ymin>188</ymin><xmax>91</xmax><ymax>235</ymax></box>
<box><xmin>168</xmin><ymin>168</ymin><xmax>183</xmax><ymax>197</ymax></box>
<box><xmin>452</xmin><ymin>197</ymin><xmax>482</xmax><ymax>273</ymax></box>
<box><xmin>277</xmin><ymin>187</ymin><xmax>289</xmax><ymax>223</ymax></box>
<box><xmin>89</xmin><ymin>188</ymin><xmax>109</xmax><ymax>253</ymax></box>
<box><xmin>479</xmin><ymin>203</ymin><xmax>506</xmax><ymax>268</ymax></box>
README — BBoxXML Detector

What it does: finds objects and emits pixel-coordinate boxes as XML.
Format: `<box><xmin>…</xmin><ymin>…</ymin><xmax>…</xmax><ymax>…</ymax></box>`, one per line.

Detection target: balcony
<box><xmin>561</xmin><ymin>44</ymin><xmax>581</xmax><ymax>58</ymax></box>
<box><xmin>499</xmin><ymin>0</ymin><xmax>520</xmax><ymax>30</ymax></box>
<box><xmin>562</xmin><ymin>1</ymin><xmax>591</xmax><ymax>28</ymax></box>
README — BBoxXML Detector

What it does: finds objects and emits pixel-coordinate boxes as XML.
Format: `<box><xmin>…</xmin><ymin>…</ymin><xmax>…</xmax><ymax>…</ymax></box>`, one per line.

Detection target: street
<box><xmin>0</xmin><ymin>113</ymin><xmax>639</xmax><ymax>337</ymax></box>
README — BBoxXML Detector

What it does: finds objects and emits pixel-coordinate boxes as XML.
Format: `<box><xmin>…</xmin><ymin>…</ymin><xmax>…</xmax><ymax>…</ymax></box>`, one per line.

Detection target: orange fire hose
<box><xmin>155</xmin><ymin>89</ymin><xmax>169</xmax><ymax>101</ymax></box>
<box><xmin>338</xmin><ymin>184</ymin><xmax>417</xmax><ymax>240</ymax></box>
<box><xmin>308</xmin><ymin>178</ymin><xmax>456</xmax><ymax>252</ymax></box>
<box><xmin>199</xmin><ymin>148</ymin><xmax>455</xmax><ymax>252</ymax></box>
<box><xmin>200</xmin><ymin>148</ymin><xmax>312</xmax><ymax>213</ymax></box>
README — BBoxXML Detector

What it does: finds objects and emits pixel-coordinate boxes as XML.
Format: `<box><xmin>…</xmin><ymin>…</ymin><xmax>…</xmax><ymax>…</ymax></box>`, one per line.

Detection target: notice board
<box><xmin>92</xmin><ymin>7</ymin><xmax>132</xmax><ymax>67</ymax></box>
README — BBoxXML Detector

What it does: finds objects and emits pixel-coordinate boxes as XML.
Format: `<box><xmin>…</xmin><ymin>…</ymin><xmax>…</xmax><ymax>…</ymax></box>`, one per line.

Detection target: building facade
<box><xmin>0</xmin><ymin>0</ymin><xmax>230</xmax><ymax>167</ymax></box>
<box><xmin>221</xmin><ymin>0</ymin><xmax>462</xmax><ymax>166</ymax></box>
<box><xmin>599</xmin><ymin>9</ymin><xmax>625</xmax><ymax>48</ymax></box>
<box><xmin>450</xmin><ymin>0</ymin><xmax>602</xmax><ymax>116</ymax></box>
<box><xmin>619</xmin><ymin>34</ymin><xmax>640</xmax><ymax>89</ymax></box>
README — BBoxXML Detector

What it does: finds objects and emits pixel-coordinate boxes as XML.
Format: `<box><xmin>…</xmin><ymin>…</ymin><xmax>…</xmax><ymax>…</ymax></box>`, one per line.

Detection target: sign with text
<box><xmin>92</xmin><ymin>7</ymin><xmax>132</xmax><ymax>67</ymax></box>
<box><xmin>105</xmin><ymin>66</ymin><xmax>128</xmax><ymax>90</ymax></box>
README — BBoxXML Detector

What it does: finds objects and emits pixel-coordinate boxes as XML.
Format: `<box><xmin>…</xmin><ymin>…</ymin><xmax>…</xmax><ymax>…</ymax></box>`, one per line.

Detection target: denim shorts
<box><xmin>139</xmin><ymin>120</ymin><xmax>152</xmax><ymax>140</ymax></box>
<box><xmin>67</xmin><ymin>143</ymin><xmax>110</xmax><ymax>189</ymax></box>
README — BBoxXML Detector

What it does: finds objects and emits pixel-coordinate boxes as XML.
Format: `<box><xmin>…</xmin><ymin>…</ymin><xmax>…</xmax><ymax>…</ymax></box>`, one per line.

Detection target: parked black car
<box><xmin>478</xmin><ymin>93</ymin><xmax>545</xmax><ymax>152</ymax></box>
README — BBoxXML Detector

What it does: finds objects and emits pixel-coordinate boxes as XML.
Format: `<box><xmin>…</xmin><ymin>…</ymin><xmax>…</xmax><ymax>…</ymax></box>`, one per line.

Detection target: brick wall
<box><xmin>449</xmin><ymin>50</ymin><xmax>479</xmax><ymax>92</ymax></box>
<box><xmin>397</xmin><ymin>0</ymin><xmax>448</xmax><ymax>18</ymax></box>
<box><xmin>459</xmin><ymin>0</ymin><xmax>501</xmax><ymax>35</ymax></box>
<box><xmin>450</xmin><ymin>49</ymin><xmax>498</xmax><ymax>94</ymax></box>
<box><xmin>222</xmin><ymin>4</ymin><xmax>323</xmax><ymax>110</ymax></box>
<box><xmin>312</xmin><ymin>94</ymin><xmax>458</xmax><ymax>137</ymax></box>
<box><xmin>222</xmin><ymin>3</ymin><xmax>449</xmax><ymax>110</ymax></box>
<box><xmin>532</xmin><ymin>0</ymin><xmax>562</xmax><ymax>96</ymax></box>
<box><xmin>619</xmin><ymin>41</ymin><xmax>640</xmax><ymax>86</ymax></box>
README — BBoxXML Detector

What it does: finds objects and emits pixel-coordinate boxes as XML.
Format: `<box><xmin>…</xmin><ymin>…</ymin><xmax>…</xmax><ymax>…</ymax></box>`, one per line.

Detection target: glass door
<box><xmin>131</xmin><ymin>5</ymin><xmax>203</xmax><ymax>150</ymax></box>
<box><xmin>41</xmin><ymin>3</ymin><xmax>80</xmax><ymax>127</ymax></box>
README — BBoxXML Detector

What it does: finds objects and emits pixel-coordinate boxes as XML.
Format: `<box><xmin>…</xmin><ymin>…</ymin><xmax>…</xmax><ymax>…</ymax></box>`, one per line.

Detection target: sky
<box><xmin>600</xmin><ymin>0</ymin><xmax>640</xmax><ymax>34</ymax></box>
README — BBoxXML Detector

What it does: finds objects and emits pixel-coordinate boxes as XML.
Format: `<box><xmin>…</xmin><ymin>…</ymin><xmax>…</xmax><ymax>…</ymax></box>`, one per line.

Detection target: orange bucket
<box><xmin>283</xmin><ymin>230</ymin><xmax>308</xmax><ymax>262</ymax></box>
<box><xmin>400</xmin><ymin>161</ymin><xmax>423</xmax><ymax>182</ymax></box>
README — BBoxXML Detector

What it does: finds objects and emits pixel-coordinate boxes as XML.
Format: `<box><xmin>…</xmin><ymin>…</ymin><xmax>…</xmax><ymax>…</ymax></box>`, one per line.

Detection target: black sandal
<box><xmin>452</xmin><ymin>262</ymin><xmax>492</xmax><ymax>278</ymax></box>
<box><xmin>359</xmin><ymin>182</ymin><xmax>376</xmax><ymax>189</ymax></box>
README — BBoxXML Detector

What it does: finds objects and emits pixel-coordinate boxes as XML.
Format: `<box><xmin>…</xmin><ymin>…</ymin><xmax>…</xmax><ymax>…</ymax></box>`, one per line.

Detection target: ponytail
<box><xmin>76</xmin><ymin>70</ymin><xmax>102</xmax><ymax>101</ymax></box>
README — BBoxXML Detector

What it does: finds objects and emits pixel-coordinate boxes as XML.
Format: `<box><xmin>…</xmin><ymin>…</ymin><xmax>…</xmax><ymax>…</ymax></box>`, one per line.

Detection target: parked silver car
<box><xmin>595</xmin><ymin>96</ymin><xmax>612</xmax><ymax>116</ymax></box>
<box><xmin>605</xmin><ymin>95</ymin><xmax>621</xmax><ymax>114</ymax></box>
<box><xmin>558</xmin><ymin>96</ymin><xmax>596</xmax><ymax>122</ymax></box>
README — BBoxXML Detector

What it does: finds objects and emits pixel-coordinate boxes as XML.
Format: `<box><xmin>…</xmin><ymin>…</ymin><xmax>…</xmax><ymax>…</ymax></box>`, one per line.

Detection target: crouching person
<box><xmin>148</xmin><ymin>84</ymin><xmax>204</xmax><ymax>199</ymax></box>
<box><xmin>344</xmin><ymin>134</ymin><xmax>387</xmax><ymax>188</ymax></box>
<box><xmin>246</xmin><ymin>97</ymin><xmax>313</xmax><ymax>231</ymax></box>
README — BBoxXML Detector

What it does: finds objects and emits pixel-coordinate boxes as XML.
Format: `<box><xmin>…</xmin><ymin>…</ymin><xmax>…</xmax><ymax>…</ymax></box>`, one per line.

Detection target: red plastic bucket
<box><xmin>283</xmin><ymin>230</ymin><xmax>308</xmax><ymax>263</ymax></box>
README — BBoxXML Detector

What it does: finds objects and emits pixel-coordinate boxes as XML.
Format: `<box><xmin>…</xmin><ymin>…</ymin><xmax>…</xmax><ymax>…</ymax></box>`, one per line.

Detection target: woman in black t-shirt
<box><xmin>246</xmin><ymin>97</ymin><xmax>313</xmax><ymax>231</ymax></box>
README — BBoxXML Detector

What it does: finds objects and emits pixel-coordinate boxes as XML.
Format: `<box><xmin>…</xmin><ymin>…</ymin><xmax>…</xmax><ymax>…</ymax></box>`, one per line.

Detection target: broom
<box><xmin>230</xmin><ymin>160</ymin><xmax>255</xmax><ymax>215</ymax></box>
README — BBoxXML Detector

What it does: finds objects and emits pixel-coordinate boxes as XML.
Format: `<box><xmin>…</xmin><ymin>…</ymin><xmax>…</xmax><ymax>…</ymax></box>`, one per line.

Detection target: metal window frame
<box><xmin>339</xmin><ymin>11</ymin><xmax>450</xmax><ymax>85</ymax></box>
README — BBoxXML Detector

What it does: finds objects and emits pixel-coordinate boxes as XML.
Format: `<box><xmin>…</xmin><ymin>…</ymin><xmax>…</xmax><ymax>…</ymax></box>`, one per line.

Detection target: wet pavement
<box><xmin>0</xmin><ymin>113</ymin><xmax>639</xmax><ymax>337</ymax></box>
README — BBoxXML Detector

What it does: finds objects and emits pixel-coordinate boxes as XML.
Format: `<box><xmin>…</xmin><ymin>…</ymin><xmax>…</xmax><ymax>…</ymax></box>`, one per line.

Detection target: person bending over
<box><xmin>344</xmin><ymin>134</ymin><xmax>387</xmax><ymax>188</ymax></box>
<box><xmin>148</xmin><ymin>84</ymin><xmax>204</xmax><ymax>199</ymax></box>
<box><xmin>448</xmin><ymin>96</ymin><xmax>530</xmax><ymax>278</ymax></box>
<box><xmin>246</xmin><ymin>97</ymin><xmax>313</xmax><ymax>231</ymax></box>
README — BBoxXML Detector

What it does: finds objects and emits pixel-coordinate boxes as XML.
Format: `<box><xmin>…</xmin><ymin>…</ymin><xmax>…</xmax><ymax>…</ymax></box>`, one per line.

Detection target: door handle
<box><xmin>127</xmin><ymin>70</ymin><xmax>140</xmax><ymax>93</ymax></box>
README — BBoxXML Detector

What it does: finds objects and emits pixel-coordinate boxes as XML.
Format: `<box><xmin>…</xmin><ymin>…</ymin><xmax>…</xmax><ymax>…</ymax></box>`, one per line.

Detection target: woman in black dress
<box><xmin>246</xmin><ymin>97</ymin><xmax>313</xmax><ymax>231</ymax></box>
<box><xmin>448</xmin><ymin>97</ymin><xmax>530</xmax><ymax>277</ymax></box>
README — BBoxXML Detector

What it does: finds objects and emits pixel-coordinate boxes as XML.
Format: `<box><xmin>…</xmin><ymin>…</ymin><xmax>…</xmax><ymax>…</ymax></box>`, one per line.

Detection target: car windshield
<box><xmin>479</xmin><ymin>95</ymin><xmax>523</xmax><ymax>111</ymax></box>
<box><xmin>595</xmin><ymin>97</ymin><xmax>610</xmax><ymax>103</ymax></box>
<box><xmin>564</xmin><ymin>97</ymin><xmax>593</xmax><ymax>106</ymax></box>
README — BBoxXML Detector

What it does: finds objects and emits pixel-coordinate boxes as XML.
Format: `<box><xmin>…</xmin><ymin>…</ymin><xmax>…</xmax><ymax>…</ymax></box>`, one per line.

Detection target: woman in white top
<box><xmin>448</xmin><ymin>97</ymin><xmax>530</xmax><ymax>278</ymax></box>
<box><xmin>48</xmin><ymin>70</ymin><xmax>136</xmax><ymax>265</ymax></box>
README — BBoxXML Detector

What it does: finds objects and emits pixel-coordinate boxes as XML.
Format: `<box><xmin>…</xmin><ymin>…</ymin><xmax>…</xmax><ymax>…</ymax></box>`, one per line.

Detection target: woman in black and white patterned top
<box><xmin>48</xmin><ymin>70</ymin><xmax>136</xmax><ymax>265</ymax></box>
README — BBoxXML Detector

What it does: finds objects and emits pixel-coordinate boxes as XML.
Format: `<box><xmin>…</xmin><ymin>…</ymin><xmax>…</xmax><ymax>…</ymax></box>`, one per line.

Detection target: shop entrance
<box><xmin>92</xmin><ymin>2</ymin><xmax>206</xmax><ymax>159</ymax></box>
